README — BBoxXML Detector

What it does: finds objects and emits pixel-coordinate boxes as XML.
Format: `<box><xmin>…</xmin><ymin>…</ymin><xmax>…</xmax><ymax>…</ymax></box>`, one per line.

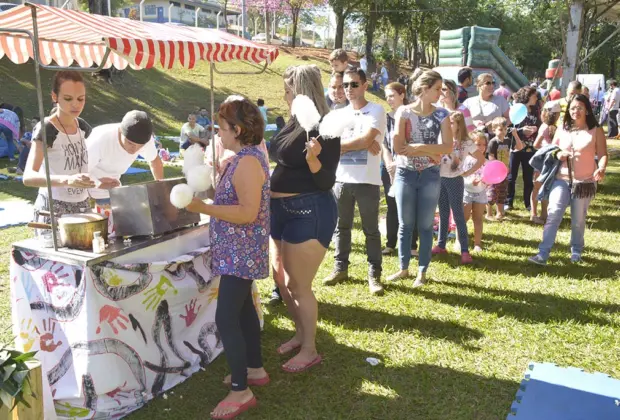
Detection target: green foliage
<box><xmin>0</xmin><ymin>345</ymin><xmax>38</xmax><ymax>412</ymax></box>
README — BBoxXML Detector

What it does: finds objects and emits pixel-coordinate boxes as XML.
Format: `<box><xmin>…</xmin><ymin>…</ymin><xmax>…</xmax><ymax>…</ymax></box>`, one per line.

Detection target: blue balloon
<box><xmin>509</xmin><ymin>103</ymin><xmax>528</xmax><ymax>125</ymax></box>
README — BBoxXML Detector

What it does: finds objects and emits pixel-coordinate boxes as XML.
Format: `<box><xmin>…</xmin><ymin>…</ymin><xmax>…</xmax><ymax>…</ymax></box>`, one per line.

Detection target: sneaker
<box><xmin>528</xmin><ymin>255</ymin><xmax>547</xmax><ymax>266</ymax></box>
<box><xmin>461</xmin><ymin>252</ymin><xmax>473</xmax><ymax>264</ymax></box>
<box><xmin>453</xmin><ymin>241</ymin><xmax>461</xmax><ymax>253</ymax></box>
<box><xmin>472</xmin><ymin>245</ymin><xmax>483</xmax><ymax>253</ymax></box>
<box><xmin>410</xmin><ymin>249</ymin><xmax>419</xmax><ymax>257</ymax></box>
<box><xmin>382</xmin><ymin>247</ymin><xmax>396</xmax><ymax>255</ymax></box>
<box><xmin>504</xmin><ymin>204</ymin><xmax>513</xmax><ymax>211</ymax></box>
<box><xmin>570</xmin><ymin>253</ymin><xmax>582</xmax><ymax>264</ymax></box>
<box><xmin>530</xmin><ymin>216</ymin><xmax>545</xmax><ymax>225</ymax></box>
<box><xmin>387</xmin><ymin>270</ymin><xmax>409</xmax><ymax>282</ymax></box>
<box><xmin>412</xmin><ymin>274</ymin><xmax>427</xmax><ymax>288</ymax></box>
<box><xmin>268</xmin><ymin>288</ymin><xmax>282</xmax><ymax>305</ymax></box>
<box><xmin>431</xmin><ymin>245</ymin><xmax>447</xmax><ymax>255</ymax></box>
<box><xmin>322</xmin><ymin>270</ymin><xmax>348</xmax><ymax>286</ymax></box>
<box><xmin>15</xmin><ymin>167</ymin><xmax>23</xmax><ymax>175</ymax></box>
<box><xmin>368</xmin><ymin>275</ymin><xmax>384</xmax><ymax>296</ymax></box>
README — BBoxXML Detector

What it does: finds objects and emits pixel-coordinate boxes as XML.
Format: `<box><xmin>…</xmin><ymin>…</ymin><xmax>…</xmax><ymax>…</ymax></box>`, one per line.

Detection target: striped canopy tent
<box><xmin>0</xmin><ymin>4</ymin><xmax>279</xmax><ymax>70</ymax></box>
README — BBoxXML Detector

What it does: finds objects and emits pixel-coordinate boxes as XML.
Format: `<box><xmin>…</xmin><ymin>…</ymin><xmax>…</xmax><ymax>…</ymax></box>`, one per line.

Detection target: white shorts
<box><xmin>464</xmin><ymin>190</ymin><xmax>488</xmax><ymax>204</ymax></box>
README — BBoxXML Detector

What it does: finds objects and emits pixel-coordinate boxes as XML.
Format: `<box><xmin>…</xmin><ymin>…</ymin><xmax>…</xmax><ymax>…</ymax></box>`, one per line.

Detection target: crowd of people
<box><xmin>7</xmin><ymin>46</ymin><xmax>610</xmax><ymax>418</ymax></box>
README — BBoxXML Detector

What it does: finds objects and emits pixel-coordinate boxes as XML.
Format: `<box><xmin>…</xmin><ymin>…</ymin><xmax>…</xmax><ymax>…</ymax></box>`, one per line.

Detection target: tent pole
<box><xmin>30</xmin><ymin>6</ymin><xmax>59</xmax><ymax>251</ymax></box>
<box><xmin>210</xmin><ymin>62</ymin><xmax>216</xmax><ymax>189</ymax></box>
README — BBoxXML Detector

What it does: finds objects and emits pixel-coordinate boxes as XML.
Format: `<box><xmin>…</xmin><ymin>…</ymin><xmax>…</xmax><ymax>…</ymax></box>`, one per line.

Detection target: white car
<box><xmin>251</xmin><ymin>33</ymin><xmax>286</xmax><ymax>46</ymax></box>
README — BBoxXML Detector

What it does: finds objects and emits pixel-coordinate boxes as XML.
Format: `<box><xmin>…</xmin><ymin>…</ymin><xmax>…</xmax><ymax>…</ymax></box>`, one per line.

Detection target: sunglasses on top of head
<box><xmin>343</xmin><ymin>82</ymin><xmax>360</xmax><ymax>89</ymax></box>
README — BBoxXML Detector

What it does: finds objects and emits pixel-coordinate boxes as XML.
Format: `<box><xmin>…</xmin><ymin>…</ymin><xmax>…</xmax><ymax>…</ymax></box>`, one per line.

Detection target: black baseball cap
<box><xmin>120</xmin><ymin>110</ymin><xmax>153</xmax><ymax>145</ymax></box>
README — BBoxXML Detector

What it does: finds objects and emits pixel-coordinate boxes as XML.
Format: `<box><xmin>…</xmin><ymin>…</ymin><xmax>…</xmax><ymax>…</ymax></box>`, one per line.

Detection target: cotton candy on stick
<box><xmin>182</xmin><ymin>144</ymin><xmax>205</xmax><ymax>176</ymax></box>
<box><xmin>170</xmin><ymin>183</ymin><xmax>194</xmax><ymax>209</ymax></box>
<box><xmin>319</xmin><ymin>108</ymin><xmax>355</xmax><ymax>139</ymax></box>
<box><xmin>291</xmin><ymin>94</ymin><xmax>321</xmax><ymax>142</ymax></box>
<box><xmin>186</xmin><ymin>165</ymin><xmax>212</xmax><ymax>192</ymax></box>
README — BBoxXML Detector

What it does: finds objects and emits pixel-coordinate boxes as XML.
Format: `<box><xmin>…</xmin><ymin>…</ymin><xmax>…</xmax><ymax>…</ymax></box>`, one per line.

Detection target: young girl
<box><xmin>463</xmin><ymin>131</ymin><xmax>489</xmax><ymax>252</ymax></box>
<box><xmin>433</xmin><ymin>111</ymin><xmax>484</xmax><ymax>263</ymax></box>
<box><xmin>530</xmin><ymin>102</ymin><xmax>560</xmax><ymax>224</ymax></box>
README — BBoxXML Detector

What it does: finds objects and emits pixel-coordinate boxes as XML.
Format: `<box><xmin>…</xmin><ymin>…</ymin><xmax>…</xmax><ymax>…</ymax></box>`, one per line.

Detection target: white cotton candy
<box><xmin>182</xmin><ymin>144</ymin><xmax>206</xmax><ymax>176</ymax></box>
<box><xmin>291</xmin><ymin>94</ymin><xmax>321</xmax><ymax>132</ymax></box>
<box><xmin>319</xmin><ymin>108</ymin><xmax>355</xmax><ymax>139</ymax></box>
<box><xmin>186</xmin><ymin>165</ymin><xmax>212</xmax><ymax>192</ymax></box>
<box><xmin>170</xmin><ymin>183</ymin><xmax>194</xmax><ymax>209</ymax></box>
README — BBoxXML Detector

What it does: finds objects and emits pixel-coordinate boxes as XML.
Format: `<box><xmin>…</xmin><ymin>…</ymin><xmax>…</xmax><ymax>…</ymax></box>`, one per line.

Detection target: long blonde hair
<box><xmin>450</xmin><ymin>111</ymin><xmax>468</xmax><ymax>143</ymax></box>
<box><xmin>410</xmin><ymin>69</ymin><xmax>442</xmax><ymax>97</ymax></box>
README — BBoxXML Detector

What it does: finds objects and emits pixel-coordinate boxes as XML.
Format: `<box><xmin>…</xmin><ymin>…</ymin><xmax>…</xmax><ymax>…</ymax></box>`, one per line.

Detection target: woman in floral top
<box><xmin>388</xmin><ymin>70</ymin><xmax>454</xmax><ymax>287</ymax></box>
<box><xmin>186</xmin><ymin>96</ymin><xmax>270</xmax><ymax>420</ymax></box>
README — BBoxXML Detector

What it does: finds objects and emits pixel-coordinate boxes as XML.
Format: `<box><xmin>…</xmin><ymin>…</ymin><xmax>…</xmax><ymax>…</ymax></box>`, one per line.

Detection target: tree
<box><xmin>78</xmin><ymin>0</ymin><xmax>130</xmax><ymax>16</ymax></box>
<box><xmin>330</xmin><ymin>0</ymin><xmax>364</xmax><ymax>48</ymax></box>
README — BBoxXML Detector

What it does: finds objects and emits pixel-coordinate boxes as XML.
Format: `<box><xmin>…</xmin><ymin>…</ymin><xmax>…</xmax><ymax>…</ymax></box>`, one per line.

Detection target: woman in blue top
<box><xmin>388</xmin><ymin>70</ymin><xmax>454</xmax><ymax>287</ymax></box>
<box><xmin>187</xmin><ymin>95</ymin><xmax>270</xmax><ymax>420</ymax></box>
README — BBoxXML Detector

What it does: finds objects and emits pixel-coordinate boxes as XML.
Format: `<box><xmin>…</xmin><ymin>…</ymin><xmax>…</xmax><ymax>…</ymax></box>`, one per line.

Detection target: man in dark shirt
<box><xmin>458</xmin><ymin>67</ymin><xmax>473</xmax><ymax>104</ymax></box>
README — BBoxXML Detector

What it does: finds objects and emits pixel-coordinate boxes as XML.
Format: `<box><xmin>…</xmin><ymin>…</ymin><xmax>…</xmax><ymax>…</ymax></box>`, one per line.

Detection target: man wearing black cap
<box><xmin>86</xmin><ymin>110</ymin><xmax>163</xmax><ymax>204</ymax></box>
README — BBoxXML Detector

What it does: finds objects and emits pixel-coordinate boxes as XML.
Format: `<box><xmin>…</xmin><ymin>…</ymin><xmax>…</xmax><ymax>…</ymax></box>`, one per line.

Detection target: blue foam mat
<box><xmin>508</xmin><ymin>362</ymin><xmax>620</xmax><ymax>419</ymax></box>
<box><xmin>123</xmin><ymin>167</ymin><xmax>149</xmax><ymax>175</ymax></box>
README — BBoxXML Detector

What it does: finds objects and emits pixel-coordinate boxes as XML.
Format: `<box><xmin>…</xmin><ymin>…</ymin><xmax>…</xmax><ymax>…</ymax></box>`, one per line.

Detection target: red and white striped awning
<box><xmin>0</xmin><ymin>4</ymin><xmax>279</xmax><ymax>70</ymax></box>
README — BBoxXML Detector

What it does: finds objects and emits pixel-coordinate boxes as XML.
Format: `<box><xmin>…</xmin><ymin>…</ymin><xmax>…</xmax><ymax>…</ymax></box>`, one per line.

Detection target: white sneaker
<box><xmin>453</xmin><ymin>241</ymin><xmax>461</xmax><ymax>253</ymax></box>
<box><xmin>472</xmin><ymin>246</ymin><xmax>483</xmax><ymax>253</ymax></box>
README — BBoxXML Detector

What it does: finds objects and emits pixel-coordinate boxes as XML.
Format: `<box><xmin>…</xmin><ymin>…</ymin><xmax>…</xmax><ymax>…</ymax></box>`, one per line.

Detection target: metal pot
<box><xmin>28</xmin><ymin>212</ymin><xmax>109</xmax><ymax>250</ymax></box>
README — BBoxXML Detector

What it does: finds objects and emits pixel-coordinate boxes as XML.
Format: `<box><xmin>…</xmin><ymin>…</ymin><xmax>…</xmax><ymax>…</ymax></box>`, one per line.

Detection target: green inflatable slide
<box><xmin>437</xmin><ymin>26</ymin><xmax>528</xmax><ymax>92</ymax></box>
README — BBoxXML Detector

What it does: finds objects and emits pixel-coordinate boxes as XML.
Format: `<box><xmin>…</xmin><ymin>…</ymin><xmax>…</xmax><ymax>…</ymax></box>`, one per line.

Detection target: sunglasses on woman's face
<box><xmin>343</xmin><ymin>82</ymin><xmax>360</xmax><ymax>89</ymax></box>
<box><xmin>484</xmin><ymin>81</ymin><xmax>495</xmax><ymax>86</ymax></box>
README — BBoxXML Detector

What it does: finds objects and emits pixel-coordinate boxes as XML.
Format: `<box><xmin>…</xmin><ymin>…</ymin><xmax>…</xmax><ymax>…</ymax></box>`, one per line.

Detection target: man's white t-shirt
<box><xmin>87</xmin><ymin>123</ymin><xmax>158</xmax><ymax>199</ymax></box>
<box><xmin>611</xmin><ymin>88</ymin><xmax>620</xmax><ymax>110</ymax></box>
<box><xmin>181</xmin><ymin>122</ymin><xmax>204</xmax><ymax>144</ymax></box>
<box><xmin>336</xmin><ymin>102</ymin><xmax>386</xmax><ymax>186</ymax></box>
<box><xmin>463</xmin><ymin>94</ymin><xmax>509</xmax><ymax>126</ymax></box>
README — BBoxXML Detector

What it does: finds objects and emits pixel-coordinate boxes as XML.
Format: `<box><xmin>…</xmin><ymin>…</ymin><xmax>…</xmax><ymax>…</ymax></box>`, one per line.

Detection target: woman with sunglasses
<box><xmin>387</xmin><ymin>70</ymin><xmax>453</xmax><ymax>287</ymax></box>
<box><xmin>528</xmin><ymin>94</ymin><xmax>607</xmax><ymax>266</ymax></box>
<box><xmin>462</xmin><ymin>73</ymin><xmax>511</xmax><ymax>132</ymax></box>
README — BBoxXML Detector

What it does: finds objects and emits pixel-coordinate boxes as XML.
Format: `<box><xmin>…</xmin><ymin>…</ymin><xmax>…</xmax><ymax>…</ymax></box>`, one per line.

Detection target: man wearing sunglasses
<box><xmin>323</xmin><ymin>68</ymin><xmax>386</xmax><ymax>296</ymax></box>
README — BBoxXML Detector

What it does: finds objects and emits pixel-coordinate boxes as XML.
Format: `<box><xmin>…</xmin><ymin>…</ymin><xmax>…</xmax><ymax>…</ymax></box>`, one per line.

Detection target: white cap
<box><xmin>544</xmin><ymin>100</ymin><xmax>561</xmax><ymax>113</ymax></box>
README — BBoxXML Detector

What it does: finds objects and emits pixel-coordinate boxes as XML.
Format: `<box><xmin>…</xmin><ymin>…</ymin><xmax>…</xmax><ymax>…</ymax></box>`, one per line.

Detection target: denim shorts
<box><xmin>270</xmin><ymin>191</ymin><xmax>337</xmax><ymax>249</ymax></box>
<box><xmin>464</xmin><ymin>190</ymin><xmax>488</xmax><ymax>204</ymax></box>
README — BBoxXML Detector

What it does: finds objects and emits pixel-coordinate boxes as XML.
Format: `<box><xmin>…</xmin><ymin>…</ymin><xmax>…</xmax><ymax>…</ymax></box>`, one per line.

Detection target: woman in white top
<box><xmin>462</xmin><ymin>73</ymin><xmax>511</xmax><ymax>132</ymax></box>
<box><xmin>23</xmin><ymin>71</ymin><xmax>118</xmax><ymax>228</ymax></box>
<box><xmin>388</xmin><ymin>70</ymin><xmax>453</xmax><ymax>287</ymax></box>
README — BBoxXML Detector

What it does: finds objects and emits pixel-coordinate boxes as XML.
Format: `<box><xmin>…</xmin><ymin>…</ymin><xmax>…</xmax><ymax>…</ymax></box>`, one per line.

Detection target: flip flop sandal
<box><xmin>210</xmin><ymin>397</ymin><xmax>257</xmax><ymax>419</ymax></box>
<box><xmin>223</xmin><ymin>374</ymin><xmax>270</xmax><ymax>388</ymax></box>
<box><xmin>282</xmin><ymin>355</ymin><xmax>322</xmax><ymax>373</ymax></box>
<box><xmin>276</xmin><ymin>342</ymin><xmax>301</xmax><ymax>355</ymax></box>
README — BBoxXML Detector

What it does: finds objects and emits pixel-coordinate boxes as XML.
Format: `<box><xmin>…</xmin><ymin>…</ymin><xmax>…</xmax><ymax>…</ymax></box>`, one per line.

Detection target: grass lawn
<box><xmin>1</xmin><ymin>54</ymin><xmax>620</xmax><ymax>419</ymax></box>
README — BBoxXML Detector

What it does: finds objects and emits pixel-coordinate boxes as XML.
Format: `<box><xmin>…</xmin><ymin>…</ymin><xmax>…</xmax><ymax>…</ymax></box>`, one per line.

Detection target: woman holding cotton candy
<box><xmin>269</xmin><ymin>65</ymin><xmax>341</xmax><ymax>373</ymax></box>
<box><xmin>387</xmin><ymin>70</ymin><xmax>454</xmax><ymax>287</ymax></box>
<box><xmin>184</xmin><ymin>96</ymin><xmax>270</xmax><ymax>420</ymax></box>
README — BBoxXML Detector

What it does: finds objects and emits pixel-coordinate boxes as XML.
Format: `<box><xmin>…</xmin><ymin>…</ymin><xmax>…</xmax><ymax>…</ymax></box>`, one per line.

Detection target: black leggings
<box><xmin>506</xmin><ymin>151</ymin><xmax>535</xmax><ymax>209</ymax></box>
<box><xmin>215</xmin><ymin>275</ymin><xmax>262</xmax><ymax>391</ymax></box>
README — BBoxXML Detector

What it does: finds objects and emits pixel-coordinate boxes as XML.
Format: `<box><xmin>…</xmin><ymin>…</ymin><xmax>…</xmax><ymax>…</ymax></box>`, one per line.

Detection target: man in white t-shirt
<box><xmin>359</xmin><ymin>55</ymin><xmax>368</xmax><ymax>73</ymax></box>
<box><xmin>323</xmin><ymin>68</ymin><xmax>386</xmax><ymax>296</ymax></box>
<box><xmin>87</xmin><ymin>110</ymin><xmax>163</xmax><ymax>201</ymax></box>
<box><xmin>180</xmin><ymin>113</ymin><xmax>207</xmax><ymax>150</ymax></box>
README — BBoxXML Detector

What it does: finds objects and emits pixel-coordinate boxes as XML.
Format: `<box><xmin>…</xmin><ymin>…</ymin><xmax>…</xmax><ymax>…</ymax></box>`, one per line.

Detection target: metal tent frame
<box><xmin>0</xmin><ymin>3</ymin><xmax>273</xmax><ymax>252</ymax></box>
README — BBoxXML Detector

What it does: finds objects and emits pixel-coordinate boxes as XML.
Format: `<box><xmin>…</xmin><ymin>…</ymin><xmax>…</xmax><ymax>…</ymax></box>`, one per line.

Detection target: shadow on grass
<box><xmin>415</xmin><ymin>279</ymin><xmax>620</xmax><ymax>327</ymax></box>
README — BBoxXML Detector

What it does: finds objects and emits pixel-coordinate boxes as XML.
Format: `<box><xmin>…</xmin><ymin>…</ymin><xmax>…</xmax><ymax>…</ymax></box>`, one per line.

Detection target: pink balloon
<box><xmin>482</xmin><ymin>161</ymin><xmax>508</xmax><ymax>185</ymax></box>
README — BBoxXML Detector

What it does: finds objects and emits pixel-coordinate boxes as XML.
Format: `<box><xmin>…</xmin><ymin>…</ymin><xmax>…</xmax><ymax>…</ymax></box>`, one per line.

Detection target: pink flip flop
<box><xmin>211</xmin><ymin>397</ymin><xmax>257</xmax><ymax>419</ymax></box>
<box><xmin>282</xmin><ymin>355</ymin><xmax>322</xmax><ymax>373</ymax></box>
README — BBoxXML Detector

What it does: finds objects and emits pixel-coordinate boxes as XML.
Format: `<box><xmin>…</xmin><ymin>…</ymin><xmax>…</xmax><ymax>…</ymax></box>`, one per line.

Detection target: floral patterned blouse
<box><xmin>395</xmin><ymin>106</ymin><xmax>450</xmax><ymax>172</ymax></box>
<box><xmin>210</xmin><ymin>145</ymin><xmax>270</xmax><ymax>280</ymax></box>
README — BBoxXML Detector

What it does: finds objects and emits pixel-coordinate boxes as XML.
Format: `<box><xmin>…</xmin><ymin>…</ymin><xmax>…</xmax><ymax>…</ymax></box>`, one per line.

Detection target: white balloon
<box><xmin>186</xmin><ymin>165</ymin><xmax>212</xmax><ymax>192</ymax></box>
<box><xmin>170</xmin><ymin>183</ymin><xmax>194</xmax><ymax>209</ymax></box>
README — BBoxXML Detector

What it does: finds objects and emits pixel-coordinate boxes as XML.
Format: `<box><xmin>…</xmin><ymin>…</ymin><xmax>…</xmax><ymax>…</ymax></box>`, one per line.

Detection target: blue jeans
<box><xmin>438</xmin><ymin>176</ymin><xmax>469</xmax><ymax>252</ymax></box>
<box><xmin>393</xmin><ymin>166</ymin><xmax>441</xmax><ymax>272</ymax></box>
<box><xmin>0</xmin><ymin>124</ymin><xmax>15</xmax><ymax>159</ymax></box>
<box><xmin>538</xmin><ymin>179</ymin><xmax>594</xmax><ymax>260</ymax></box>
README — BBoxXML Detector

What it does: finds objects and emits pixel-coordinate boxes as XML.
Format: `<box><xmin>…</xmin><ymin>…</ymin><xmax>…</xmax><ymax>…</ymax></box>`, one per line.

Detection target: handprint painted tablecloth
<box><xmin>10</xmin><ymin>246</ymin><xmax>263</xmax><ymax>419</ymax></box>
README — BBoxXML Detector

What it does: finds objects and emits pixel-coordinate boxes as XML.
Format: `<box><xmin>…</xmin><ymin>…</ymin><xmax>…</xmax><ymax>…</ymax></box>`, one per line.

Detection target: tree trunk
<box><xmin>291</xmin><ymin>9</ymin><xmax>300</xmax><ymax>48</ymax></box>
<box><xmin>562</xmin><ymin>0</ymin><xmax>585</xmax><ymax>95</ymax></box>
<box><xmin>334</xmin><ymin>7</ymin><xmax>346</xmax><ymax>49</ymax></box>
<box><xmin>611</xmin><ymin>57</ymin><xmax>616</xmax><ymax>79</ymax></box>
<box><xmin>392</xmin><ymin>27</ymin><xmax>400</xmax><ymax>58</ymax></box>
<box><xmin>412</xmin><ymin>30</ymin><xmax>419</xmax><ymax>67</ymax></box>
<box><xmin>364</xmin><ymin>1</ymin><xmax>378</xmax><ymax>72</ymax></box>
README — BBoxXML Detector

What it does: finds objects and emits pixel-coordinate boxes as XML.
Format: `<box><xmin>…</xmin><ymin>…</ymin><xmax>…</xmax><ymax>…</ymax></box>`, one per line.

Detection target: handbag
<box><xmin>567</xmin><ymin>158</ymin><xmax>596</xmax><ymax>199</ymax></box>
